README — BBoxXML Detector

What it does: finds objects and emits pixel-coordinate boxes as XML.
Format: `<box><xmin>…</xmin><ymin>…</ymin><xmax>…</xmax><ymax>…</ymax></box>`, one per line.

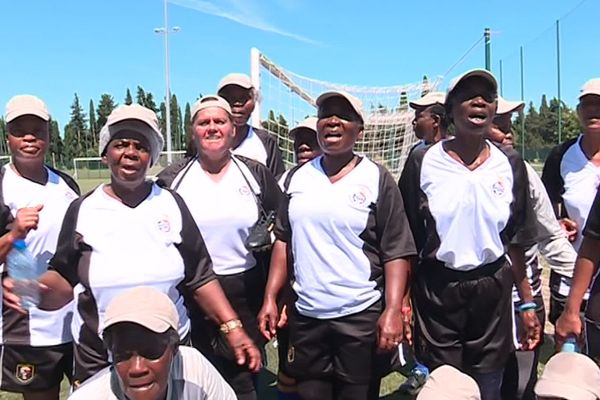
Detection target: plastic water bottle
<box><xmin>6</xmin><ymin>240</ymin><xmax>40</xmax><ymax>310</ymax></box>
<box><xmin>561</xmin><ymin>336</ymin><xmax>579</xmax><ymax>353</ymax></box>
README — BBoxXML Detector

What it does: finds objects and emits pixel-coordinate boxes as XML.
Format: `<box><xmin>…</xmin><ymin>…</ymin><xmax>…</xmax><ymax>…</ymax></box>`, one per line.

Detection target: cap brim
<box><xmin>448</xmin><ymin>69</ymin><xmax>498</xmax><ymax>99</ymax></box>
<box><xmin>103</xmin><ymin>312</ymin><xmax>173</xmax><ymax>334</ymax></box>
<box><xmin>579</xmin><ymin>90</ymin><xmax>600</xmax><ymax>99</ymax></box>
<box><xmin>316</xmin><ymin>91</ymin><xmax>363</xmax><ymax>122</ymax></box>
<box><xmin>497</xmin><ymin>100</ymin><xmax>525</xmax><ymax>115</ymax></box>
<box><xmin>535</xmin><ymin>380</ymin><xmax>597</xmax><ymax>400</ymax></box>
<box><xmin>6</xmin><ymin>110</ymin><xmax>50</xmax><ymax>123</ymax></box>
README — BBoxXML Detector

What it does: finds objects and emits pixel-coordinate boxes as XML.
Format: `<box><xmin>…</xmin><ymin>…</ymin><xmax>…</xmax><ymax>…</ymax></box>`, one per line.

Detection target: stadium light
<box><xmin>154</xmin><ymin>0</ymin><xmax>180</xmax><ymax>165</ymax></box>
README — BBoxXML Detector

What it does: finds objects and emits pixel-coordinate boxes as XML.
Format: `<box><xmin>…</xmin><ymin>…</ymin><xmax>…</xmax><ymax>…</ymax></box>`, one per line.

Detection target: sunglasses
<box><xmin>110</xmin><ymin>334</ymin><xmax>171</xmax><ymax>363</ymax></box>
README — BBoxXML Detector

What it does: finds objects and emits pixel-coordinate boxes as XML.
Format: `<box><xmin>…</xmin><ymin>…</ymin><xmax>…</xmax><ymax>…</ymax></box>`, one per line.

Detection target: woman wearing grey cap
<box><xmin>399</xmin><ymin>69</ymin><xmax>540</xmax><ymax>400</ymax></box>
<box><xmin>217</xmin><ymin>73</ymin><xmax>285</xmax><ymax>177</ymax></box>
<box><xmin>259</xmin><ymin>90</ymin><xmax>416</xmax><ymax>400</ymax></box>
<box><xmin>3</xmin><ymin>104</ymin><xmax>261</xmax><ymax>388</ymax></box>
<box><xmin>0</xmin><ymin>95</ymin><xmax>79</xmax><ymax>400</ymax></box>
<box><xmin>158</xmin><ymin>95</ymin><xmax>282</xmax><ymax>400</ymax></box>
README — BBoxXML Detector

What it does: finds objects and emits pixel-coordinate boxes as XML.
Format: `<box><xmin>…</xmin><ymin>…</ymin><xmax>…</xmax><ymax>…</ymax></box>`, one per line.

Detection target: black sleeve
<box><xmin>376</xmin><ymin>165</ymin><xmax>416</xmax><ymax>262</ymax></box>
<box><xmin>255</xmin><ymin>128</ymin><xmax>286</xmax><ymax>178</ymax></box>
<box><xmin>502</xmin><ymin>147</ymin><xmax>530</xmax><ymax>243</ymax></box>
<box><xmin>0</xmin><ymin>169</ymin><xmax>13</xmax><ymax>237</ymax></box>
<box><xmin>398</xmin><ymin>148</ymin><xmax>427</xmax><ymax>252</ymax></box>
<box><xmin>155</xmin><ymin>157</ymin><xmax>195</xmax><ymax>189</ymax></box>
<box><xmin>584</xmin><ymin>188</ymin><xmax>600</xmax><ymax>240</ymax></box>
<box><xmin>169</xmin><ymin>190</ymin><xmax>216</xmax><ymax>293</ymax></box>
<box><xmin>273</xmin><ymin>165</ymin><xmax>303</xmax><ymax>243</ymax></box>
<box><xmin>541</xmin><ymin>140</ymin><xmax>575</xmax><ymax>218</ymax></box>
<box><xmin>48</xmin><ymin>196</ymin><xmax>87</xmax><ymax>287</ymax></box>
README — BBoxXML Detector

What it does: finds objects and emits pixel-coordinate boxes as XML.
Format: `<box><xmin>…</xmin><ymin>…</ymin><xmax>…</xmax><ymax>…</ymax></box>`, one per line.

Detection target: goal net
<box><xmin>250</xmin><ymin>48</ymin><xmax>442</xmax><ymax>178</ymax></box>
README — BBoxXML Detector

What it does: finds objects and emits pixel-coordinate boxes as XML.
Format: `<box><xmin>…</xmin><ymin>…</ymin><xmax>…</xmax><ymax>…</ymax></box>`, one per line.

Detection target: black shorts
<box><xmin>286</xmin><ymin>300</ymin><xmax>381</xmax><ymax>384</ymax></box>
<box><xmin>413</xmin><ymin>258</ymin><xmax>514</xmax><ymax>374</ymax></box>
<box><xmin>585</xmin><ymin>320</ymin><xmax>600</xmax><ymax>365</ymax></box>
<box><xmin>190</xmin><ymin>267</ymin><xmax>266</xmax><ymax>394</ymax></box>
<box><xmin>0</xmin><ymin>343</ymin><xmax>72</xmax><ymax>393</ymax></box>
<box><xmin>548</xmin><ymin>271</ymin><xmax>588</xmax><ymax>325</ymax></box>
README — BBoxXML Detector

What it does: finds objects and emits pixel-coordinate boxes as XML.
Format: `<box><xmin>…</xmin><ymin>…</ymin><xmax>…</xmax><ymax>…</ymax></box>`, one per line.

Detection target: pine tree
<box><xmin>96</xmin><ymin>94</ymin><xmax>117</xmax><ymax>133</ymax></box>
<box><xmin>170</xmin><ymin>94</ymin><xmax>183</xmax><ymax>150</ymax></box>
<box><xmin>124</xmin><ymin>88</ymin><xmax>133</xmax><ymax>105</ymax></box>
<box><xmin>46</xmin><ymin>118</ymin><xmax>63</xmax><ymax>168</ymax></box>
<box><xmin>136</xmin><ymin>86</ymin><xmax>147</xmax><ymax>106</ymax></box>
<box><xmin>89</xmin><ymin>99</ymin><xmax>98</xmax><ymax>148</ymax></box>
<box><xmin>144</xmin><ymin>93</ymin><xmax>159</xmax><ymax>113</ymax></box>
<box><xmin>183</xmin><ymin>102</ymin><xmax>192</xmax><ymax>155</ymax></box>
<box><xmin>63</xmin><ymin>93</ymin><xmax>88</xmax><ymax>164</ymax></box>
<box><xmin>0</xmin><ymin>118</ymin><xmax>7</xmax><ymax>156</ymax></box>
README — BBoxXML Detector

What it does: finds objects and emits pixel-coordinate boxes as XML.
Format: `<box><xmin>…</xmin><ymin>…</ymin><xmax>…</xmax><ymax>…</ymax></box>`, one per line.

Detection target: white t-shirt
<box><xmin>0</xmin><ymin>165</ymin><xmax>78</xmax><ymax>346</ymax></box>
<box><xmin>68</xmin><ymin>346</ymin><xmax>236</xmax><ymax>400</ymax></box>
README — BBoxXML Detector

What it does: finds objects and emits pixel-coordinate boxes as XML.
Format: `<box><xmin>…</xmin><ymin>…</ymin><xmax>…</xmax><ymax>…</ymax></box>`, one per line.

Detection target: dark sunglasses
<box><xmin>110</xmin><ymin>334</ymin><xmax>171</xmax><ymax>363</ymax></box>
<box><xmin>317</xmin><ymin>110</ymin><xmax>362</xmax><ymax>123</ymax></box>
<box><xmin>220</xmin><ymin>92</ymin><xmax>252</xmax><ymax>106</ymax></box>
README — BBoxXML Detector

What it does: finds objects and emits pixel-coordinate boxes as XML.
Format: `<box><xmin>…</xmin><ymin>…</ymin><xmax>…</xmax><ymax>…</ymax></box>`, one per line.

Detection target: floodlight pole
<box><xmin>556</xmin><ymin>19</ymin><xmax>562</xmax><ymax>144</ymax></box>
<box><xmin>155</xmin><ymin>0</ymin><xmax>180</xmax><ymax>165</ymax></box>
<box><xmin>520</xmin><ymin>46</ymin><xmax>525</xmax><ymax>156</ymax></box>
<box><xmin>484</xmin><ymin>28</ymin><xmax>491</xmax><ymax>71</ymax></box>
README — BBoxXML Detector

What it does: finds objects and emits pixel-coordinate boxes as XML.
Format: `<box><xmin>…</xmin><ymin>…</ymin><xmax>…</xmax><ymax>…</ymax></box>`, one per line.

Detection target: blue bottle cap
<box><xmin>13</xmin><ymin>239</ymin><xmax>26</xmax><ymax>250</ymax></box>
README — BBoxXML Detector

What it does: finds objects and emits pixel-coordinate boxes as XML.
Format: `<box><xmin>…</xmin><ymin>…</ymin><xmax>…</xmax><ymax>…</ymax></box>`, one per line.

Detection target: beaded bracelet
<box><xmin>519</xmin><ymin>302</ymin><xmax>537</xmax><ymax>313</ymax></box>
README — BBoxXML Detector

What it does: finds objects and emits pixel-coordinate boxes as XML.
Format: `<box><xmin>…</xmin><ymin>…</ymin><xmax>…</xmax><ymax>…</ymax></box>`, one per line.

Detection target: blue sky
<box><xmin>1</xmin><ymin>0</ymin><xmax>598</xmax><ymax>130</ymax></box>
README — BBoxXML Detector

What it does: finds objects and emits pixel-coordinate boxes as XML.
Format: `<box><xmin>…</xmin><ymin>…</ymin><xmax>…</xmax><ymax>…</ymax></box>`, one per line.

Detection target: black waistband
<box><xmin>419</xmin><ymin>256</ymin><xmax>508</xmax><ymax>282</ymax></box>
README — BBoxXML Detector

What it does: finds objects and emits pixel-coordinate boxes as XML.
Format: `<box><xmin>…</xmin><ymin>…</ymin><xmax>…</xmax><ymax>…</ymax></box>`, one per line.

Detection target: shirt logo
<box><xmin>239</xmin><ymin>185</ymin><xmax>252</xmax><ymax>196</ymax></box>
<box><xmin>16</xmin><ymin>363</ymin><xmax>34</xmax><ymax>383</ymax></box>
<box><xmin>157</xmin><ymin>217</ymin><xmax>171</xmax><ymax>233</ymax></box>
<box><xmin>491</xmin><ymin>178</ymin><xmax>506</xmax><ymax>197</ymax></box>
<box><xmin>65</xmin><ymin>190</ymin><xmax>78</xmax><ymax>201</ymax></box>
<box><xmin>349</xmin><ymin>185</ymin><xmax>372</xmax><ymax>207</ymax></box>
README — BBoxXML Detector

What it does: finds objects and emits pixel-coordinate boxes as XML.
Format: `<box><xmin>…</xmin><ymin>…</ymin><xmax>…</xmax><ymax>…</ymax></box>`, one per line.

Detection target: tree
<box><xmin>170</xmin><ymin>94</ymin><xmax>183</xmax><ymax>150</ymax></box>
<box><xmin>63</xmin><ymin>93</ymin><xmax>88</xmax><ymax>164</ymax></box>
<box><xmin>144</xmin><ymin>92</ymin><xmax>159</xmax><ymax>113</ymax></box>
<box><xmin>89</xmin><ymin>99</ymin><xmax>97</xmax><ymax>147</ymax></box>
<box><xmin>183</xmin><ymin>102</ymin><xmax>192</xmax><ymax>152</ymax></box>
<box><xmin>96</xmin><ymin>94</ymin><xmax>117</xmax><ymax>135</ymax></box>
<box><xmin>124</xmin><ymin>88</ymin><xmax>133</xmax><ymax>105</ymax></box>
<box><xmin>0</xmin><ymin>118</ymin><xmax>7</xmax><ymax>156</ymax></box>
<box><xmin>136</xmin><ymin>86</ymin><xmax>147</xmax><ymax>106</ymax></box>
<box><xmin>46</xmin><ymin>118</ymin><xmax>63</xmax><ymax>168</ymax></box>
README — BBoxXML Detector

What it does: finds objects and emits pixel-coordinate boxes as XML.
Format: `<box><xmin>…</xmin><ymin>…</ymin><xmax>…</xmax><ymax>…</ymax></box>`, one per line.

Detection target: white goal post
<box><xmin>249</xmin><ymin>47</ymin><xmax>441</xmax><ymax>178</ymax></box>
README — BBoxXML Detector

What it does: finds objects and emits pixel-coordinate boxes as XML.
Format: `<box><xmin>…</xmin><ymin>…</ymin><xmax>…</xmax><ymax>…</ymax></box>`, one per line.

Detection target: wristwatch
<box><xmin>220</xmin><ymin>319</ymin><xmax>243</xmax><ymax>334</ymax></box>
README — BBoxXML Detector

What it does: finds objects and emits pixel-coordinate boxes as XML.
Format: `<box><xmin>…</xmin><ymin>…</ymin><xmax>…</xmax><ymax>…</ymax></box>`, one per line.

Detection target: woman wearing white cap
<box><xmin>399</xmin><ymin>69</ymin><xmax>540</xmax><ymax>400</ymax></box>
<box><xmin>0</xmin><ymin>95</ymin><xmax>79</xmax><ymax>400</ymax></box>
<box><xmin>3</xmin><ymin>104</ymin><xmax>261</xmax><ymax>387</ymax></box>
<box><xmin>545</xmin><ymin>78</ymin><xmax>600</xmax><ymax>361</ymax></box>
<box><xmin>157</xmin><ymin>95</ymin><xmax>281</xmax><ymax>400</ymax></box>
<box><xmin>486</xmin><ymin>96</ymin><xmax>577</xmax><ymax>399</ymax></box>
<box><xmin>258</xmin><ymin>90</ymin><xmax>416</xmax><ymax>400</ymax></box>
<box><xmin>217</xmin><ymin>73</ymin><xmax>285</xmax><ymax>177</ymax></box>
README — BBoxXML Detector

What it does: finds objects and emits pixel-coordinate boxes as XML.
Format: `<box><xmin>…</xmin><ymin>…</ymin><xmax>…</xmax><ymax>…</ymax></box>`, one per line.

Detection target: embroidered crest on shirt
<box><xmin>16</xmin><ymin>363</ymin><xmax>34</xmax><ymax>383</ymax></box>
<box><xmin>239</xmin><ymin>185</ymin><xmax>252</xmax><ymax>196</ymax></box>
<box><xmin>157</xmin><ymin>217</ymin><xmax>171</xmax><ymax>233</ymax></box>
<box><xmin>491</xmin><ymin>178</ymin><xmax>506</xmax><ymax>197</ymax></box>
<box><xmin>349</xmin><ymin>185</ymin><xmax>372</xmax><ymax>207</ymax></box>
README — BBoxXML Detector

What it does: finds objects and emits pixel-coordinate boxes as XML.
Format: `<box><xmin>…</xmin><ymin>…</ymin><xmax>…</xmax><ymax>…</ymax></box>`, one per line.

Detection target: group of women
<box><xmin>0</xmin><ymin>71</ymin><xmax>598</xmax><ymax>400</ymax></box>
